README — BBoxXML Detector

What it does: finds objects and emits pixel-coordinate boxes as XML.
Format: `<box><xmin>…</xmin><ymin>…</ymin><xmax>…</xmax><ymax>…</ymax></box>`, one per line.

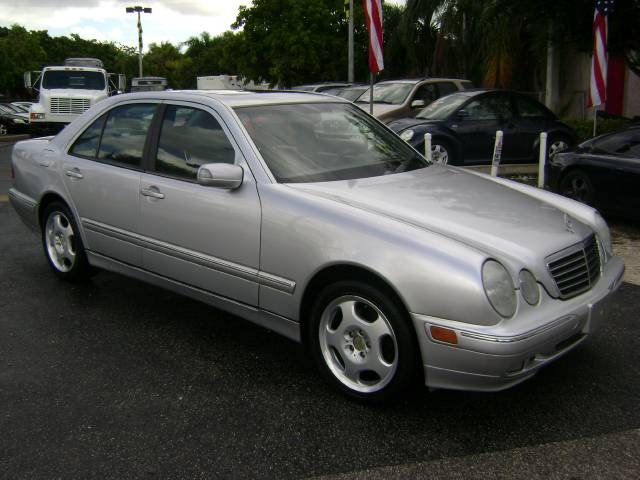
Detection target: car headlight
<box><xmin>399</xmin><ymin>129</ymin><xmax>414</xmax><ymax>142</ymax></box>
<box><xmin>518</xmin><ymin>270</ymin><xmax>540</xmax><ymax>305</ymax></box>
<box><xmin>12</xmin><ymin>118</ymin><xmax>26</xmax><ymax>124</ymax></box>
<box><xmin>482</xmin><ymin>260</ymin><xmax>517</xmax><ymax>318</ymax></box>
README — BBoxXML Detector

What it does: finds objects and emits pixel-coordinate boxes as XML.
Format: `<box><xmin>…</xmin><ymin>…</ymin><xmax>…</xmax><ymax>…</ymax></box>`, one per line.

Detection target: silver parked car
<box><xmin>9</xmin><ymin>91</ymin><xmax>624</xmax><ymax>401</ymax></box>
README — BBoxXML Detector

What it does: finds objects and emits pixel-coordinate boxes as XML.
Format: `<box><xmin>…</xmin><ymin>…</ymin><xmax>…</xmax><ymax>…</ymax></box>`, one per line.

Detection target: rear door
<box><xmin>138</xmin><ymin>102</ymin><xmax>261</xmax><ymax>306</ymax></box>
<box><xmin>61</xmin><ymin>102</ymin><xmax>158</xmax><ymax>266</ymax></box>
<box><xmin>512</xmin><ymin>94</ymin><xmax>550</xmax><ymax>162</ymax></box>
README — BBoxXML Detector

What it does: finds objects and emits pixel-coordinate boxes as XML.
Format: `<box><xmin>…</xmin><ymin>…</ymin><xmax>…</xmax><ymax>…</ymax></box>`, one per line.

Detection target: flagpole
<box><xmin>348</xmin><ymin>0</ymin><xmax>354</xmax><ymax>83</ymax></box>
<box><xmin>369</xmin><ymin>72</ymin><xmax>374</xmax><ymax>115</ymax></box>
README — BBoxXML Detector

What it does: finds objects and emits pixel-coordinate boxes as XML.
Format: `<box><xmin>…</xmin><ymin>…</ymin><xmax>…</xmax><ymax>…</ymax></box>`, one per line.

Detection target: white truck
<box><xmin>24</xmin><ymin>58</ymin><xmax>126</xmax><ymax>136</ymax></box>
<box><xmin>196</xmin><ymin>75</ymin><xmax>270</xmax><ymax>91</ymax></box>
<box><xmin>131</xmin><ymin>76</ymin><xmax>168</xmax><ymax>92</ymax></box>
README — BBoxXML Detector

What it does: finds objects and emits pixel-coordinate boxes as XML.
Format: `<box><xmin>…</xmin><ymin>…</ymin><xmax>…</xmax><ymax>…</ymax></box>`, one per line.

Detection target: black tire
<box><xmin>0</xmin><ymin>123</ymin><xmax>8</xmax><ymax>136</ymax></box>
<box><xmin>307</xmin><ymin>280</ymin><xmax>420</xmax><ymax>402</ymax></box>
<box><xmin>559</xmin><ymin>169</ymin><xmax>595</xmax><ymax>205</ymax></box>
<box><xmin>41</xmin><ymin>201</ymin><xmax>94</xmax><ymax>282</ymax></box>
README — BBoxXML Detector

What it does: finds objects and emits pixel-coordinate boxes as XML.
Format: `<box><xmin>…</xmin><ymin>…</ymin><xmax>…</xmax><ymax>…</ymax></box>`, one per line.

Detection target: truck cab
<box><xmin>25</xmin><ymin>58</ymin><xmax>126</xmax><ymax>136</ymax></box>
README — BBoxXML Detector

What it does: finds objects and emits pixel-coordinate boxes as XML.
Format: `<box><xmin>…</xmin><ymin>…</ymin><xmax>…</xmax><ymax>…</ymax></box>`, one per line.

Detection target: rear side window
<box><xmin>154</xmin><ymin>105</ymin><xmax>235</xmax><ymax>180</ymax></box>
<box><xmin>69</xmin><ymin>114</ymin><xmax>106</xmax><ymax>158</ymax></box>
<box><xmin>516</xmin><ymin>95</ymin><xmax>547</xmax><ymax>118</ymax></box>
<box><xmin>436</xmin><ymin>82</ymin><xmax>457</xmax><ymax>97</ymax></box>
<box><xmin>460</xmin><ymin>81</ymin><xmax>474</xmax><ymax>89</ymax></box>
<box><xmin>97</xmin><ymin>103</ymin><xmax>157</xmax><ymax>168</ymax></box>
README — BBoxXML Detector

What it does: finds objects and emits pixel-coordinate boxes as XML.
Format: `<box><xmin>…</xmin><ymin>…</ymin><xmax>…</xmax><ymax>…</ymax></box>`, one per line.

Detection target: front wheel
<box><xmin>0</xmin><ymin>123</ymin><xmax>8</xmax><ymax>136</ymax></box>
<box><xmin>308</xmin><ymin>280</ymin><xmax>419</xmax><ymax>402</ymax></box>
<box><xmin>559</xmin><ymin>170</ymin><xmax>594</xmax><ymax>205</ymax></box>
<box><xmin>41</xmin><ymin>202</ymin><xmax>94</xmax><ymax>282</ymax></box>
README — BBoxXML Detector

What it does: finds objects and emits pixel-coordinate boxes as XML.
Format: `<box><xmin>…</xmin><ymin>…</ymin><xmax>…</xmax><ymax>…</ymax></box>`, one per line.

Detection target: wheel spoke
<box><xmin>342</xmin><ymin>358</ymin><xmax>361</xmax><ymax>384</ymax></box>
<box><xmin>53</xmin><ymin>214</ymin><xmax>65</xmax><ymax>234</ymax></box>
<box><xmin>324</xmin><ymin>325</ymin><xmax>344</xmax><ymax>351</ymax></box>
<box><xmin>362</xmin><ymin>350</ymin><xmax>393</xmax><ymax>379</ymax></box>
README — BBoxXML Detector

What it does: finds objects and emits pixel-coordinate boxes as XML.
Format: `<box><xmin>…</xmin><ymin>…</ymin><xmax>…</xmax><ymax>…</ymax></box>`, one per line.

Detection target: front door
<box><xmin>452</xmin><ymin>93</ymin><xmax>517</xmax><ymax>164</ymax></box>
<box><xmin>61</xmin><ymin>102</ymin><xmax>158</xmax><ymax>266</ymax></box>
<box><xmin>138</xmin><ymin>102</ymin><xmax>261</xmax><ymax>306</ymax></box>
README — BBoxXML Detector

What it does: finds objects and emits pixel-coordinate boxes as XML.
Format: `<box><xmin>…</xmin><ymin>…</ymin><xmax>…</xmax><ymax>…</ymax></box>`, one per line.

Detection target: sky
<box><xmin>0</xmin><ymin>0</ymin><xmax>405</xmax><ymax>52</ymax></box>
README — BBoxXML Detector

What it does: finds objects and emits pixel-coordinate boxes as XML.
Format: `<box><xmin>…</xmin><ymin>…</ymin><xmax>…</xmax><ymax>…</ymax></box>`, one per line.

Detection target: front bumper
<box><xmin>412</xmin><ymin>256</ymin><xmax>625</xmax><ymax>392</ymax></box>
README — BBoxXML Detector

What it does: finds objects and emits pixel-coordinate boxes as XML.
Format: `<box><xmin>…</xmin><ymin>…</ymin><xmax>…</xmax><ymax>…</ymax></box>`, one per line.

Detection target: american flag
<box><xmin>363</xmin><ymin>0</ymin><xmax>384</xmax><ymax>73</ymax></box>
<box><xmin>588</xmin><ymin>0</ymin><xmax>615</xmax><ymax>107</ymax></box>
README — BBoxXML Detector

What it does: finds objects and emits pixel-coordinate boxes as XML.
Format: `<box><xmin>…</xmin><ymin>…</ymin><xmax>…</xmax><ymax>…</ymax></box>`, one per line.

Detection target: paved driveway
<box><xmin>1</xmin><ymin>141</ymin><xmax>639</xmax><ymax>479</ymax></box>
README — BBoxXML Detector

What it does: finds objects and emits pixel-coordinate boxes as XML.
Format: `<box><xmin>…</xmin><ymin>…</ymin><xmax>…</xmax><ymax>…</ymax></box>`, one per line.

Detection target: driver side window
<box><xmin>465</xmin><ymin>95</ymin><xmax>512</xmax><ymax>121</ymax></box>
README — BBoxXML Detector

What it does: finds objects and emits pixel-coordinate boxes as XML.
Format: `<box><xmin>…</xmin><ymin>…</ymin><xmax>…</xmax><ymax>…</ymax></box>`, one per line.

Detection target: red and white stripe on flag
<box><xmin>588</xmin><ymin>8</ymin><xmax>608</xmax><ymax>107</ymax></box>
<box><xmin>363</xmin><ymin>0</ymin><xmax>384</xmax><ymax>73</ymax></box>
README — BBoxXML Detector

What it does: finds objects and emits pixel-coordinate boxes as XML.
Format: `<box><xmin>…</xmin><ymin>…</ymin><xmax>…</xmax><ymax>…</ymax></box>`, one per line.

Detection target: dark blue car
<box><xmin>388</xmin><ymin>90</ymin><xmax>576</xmax><ymax>165</ymax></box>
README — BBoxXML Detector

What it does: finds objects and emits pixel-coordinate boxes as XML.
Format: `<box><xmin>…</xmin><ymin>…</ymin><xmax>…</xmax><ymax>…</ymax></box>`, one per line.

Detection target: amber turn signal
<box><xmin>430</xmin><ymin>326</ymin><xmax>458</xmax><ymax>345</ymax></box>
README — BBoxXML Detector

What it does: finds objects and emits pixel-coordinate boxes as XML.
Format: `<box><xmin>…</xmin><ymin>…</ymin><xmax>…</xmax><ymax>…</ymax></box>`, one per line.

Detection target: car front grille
<box><xmin>547</xmin><ymin>235</ymin><xmax>601</xmax><ymax>299</ymax></box>
<box><xmin>50</xmin><ymin>97</ymin><xmax>91</xmax><ymax>115</ymax></box>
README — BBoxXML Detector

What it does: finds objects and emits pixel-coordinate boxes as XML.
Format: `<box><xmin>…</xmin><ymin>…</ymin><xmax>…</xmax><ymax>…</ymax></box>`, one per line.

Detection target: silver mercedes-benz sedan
<box><xmin>9</xmin><ymin>90</ymin><xmax>624</xmax><ymax>401</ymax></box>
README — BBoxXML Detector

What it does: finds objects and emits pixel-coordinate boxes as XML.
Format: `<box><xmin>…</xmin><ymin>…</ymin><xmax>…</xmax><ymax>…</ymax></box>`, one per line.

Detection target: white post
<box><xmin>538</xmin><ymin>132</ymin><xmax>548</xmax><ymax>188</ymax></box>
<box><xmin>490</xmin><ymin>130</ymin><xmax>503</xmax><ymax>177</ymax></box>
<box><xmin>424</xmin><ymin>133</ymin><xmax>432</xmax><ymax>162</ymax></box>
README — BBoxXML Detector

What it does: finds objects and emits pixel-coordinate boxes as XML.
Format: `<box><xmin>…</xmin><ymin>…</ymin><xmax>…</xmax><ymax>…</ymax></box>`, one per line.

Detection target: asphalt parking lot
<box><xmin>1</xmin><ymin>140</ymin><xmax>639</xmax><ymax>479</ymax></box>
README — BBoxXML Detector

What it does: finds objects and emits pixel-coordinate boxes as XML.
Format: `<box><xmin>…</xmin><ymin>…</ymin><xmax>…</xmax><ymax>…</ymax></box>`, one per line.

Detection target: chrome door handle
<box><xmin>65</xmin><ymin>168</ymin><xmax>83</xmax><ymax>179</ymax></box>
<box><xmin>140</xmin><ymin>187</ymin><xmax>165</xmax><ymax>199</ymax></box>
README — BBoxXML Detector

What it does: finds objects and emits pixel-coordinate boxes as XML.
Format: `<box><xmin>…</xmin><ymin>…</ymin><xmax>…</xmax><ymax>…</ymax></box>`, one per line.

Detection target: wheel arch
<box><xmin>37</xmin><ymin>191</ymin><xmax>70</xmax><ymax>228</ymax></box>
<box><xmin>298</xmin><ymin>263</ymin><xmax>413</xmax><ymax>346</ymax></box>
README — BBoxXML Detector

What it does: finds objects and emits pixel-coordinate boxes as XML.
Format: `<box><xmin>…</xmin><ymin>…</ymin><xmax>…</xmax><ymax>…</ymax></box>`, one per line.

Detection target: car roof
<box><xmin>107</xmin><ymin>89</ymin><xmax>350</xmax><ymax>108</ymax></box>
<box><xmin>377</xmin><ymin>78</ymin><xmax>470</xmax><ymax>85</ymax></box>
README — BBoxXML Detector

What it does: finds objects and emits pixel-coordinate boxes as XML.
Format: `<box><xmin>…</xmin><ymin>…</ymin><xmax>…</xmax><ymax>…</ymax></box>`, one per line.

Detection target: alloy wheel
<box><xmin>45</xmin><ymin>211</ymin><xmax>77</xmax><ymax>272</ymax></box>
<box><xmin>431</xmin><ymin>144</ymin><xmax>449</xmax><ymax>164</ymax></box>
<box><xmin>318</xmin><ymin>295</ymin><xmax>398</xmax><ymax>393</ymax></box>
<box><xmin>549</xmin><ymin>140</ymin><xmax>569</xmax><ymax>158</ymax></box>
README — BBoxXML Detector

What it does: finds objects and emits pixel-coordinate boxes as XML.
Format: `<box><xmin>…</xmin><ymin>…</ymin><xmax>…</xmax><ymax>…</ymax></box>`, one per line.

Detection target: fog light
<box><xmin>429</xmin><ymin>326</ymin><xmax>458</xmax><ymax>345</ymax></box>
<box><xmin>519</xmin><ymin>269</ymin><xmax>540</xmax><ymax>305</ymax></box>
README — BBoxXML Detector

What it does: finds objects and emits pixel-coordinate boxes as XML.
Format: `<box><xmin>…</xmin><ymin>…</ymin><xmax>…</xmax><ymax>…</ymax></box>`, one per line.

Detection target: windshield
<box><xmin>416</xmin><ymin>93</ymin><xmax>470</xmax><ymax>120</ymax></box>
<box><xmin>42</xmin><ymin>70</ymin><xmax>106</xmax><ymax>90</ymax></box>
<box><xmin>10</xmin><ymin>104</ymin><xmax>28</xmax><ymax>113</ymax></box>
<box><xmin>0</xmin><ymin>105</ymin><xmax>13</xmax><ymax>115</ymax></box>
<box><xmin>235</xmin><ymin>102</ymin><xmax>428</xmax><ymax>183</ymax></box>
<box><xmin>356</xmin><ymin>82</ymin><xmax>414</xmax><ymax>105</ymax></box>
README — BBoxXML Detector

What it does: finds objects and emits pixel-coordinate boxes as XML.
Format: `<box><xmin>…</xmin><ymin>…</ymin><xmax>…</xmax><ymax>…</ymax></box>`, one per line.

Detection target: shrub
<box><xmin>562</xmin><ymin>117</ymin><xmax>633</xmax><ymax>143</ymax></box>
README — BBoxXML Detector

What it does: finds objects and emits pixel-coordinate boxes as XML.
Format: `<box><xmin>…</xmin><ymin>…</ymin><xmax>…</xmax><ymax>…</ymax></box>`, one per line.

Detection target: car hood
<box><xmin>355</xmin><ymin>102</ymin><xmax>399</xmax><ymax>117</ymax></box>
<box><xmin>288</xmin><ymin>165</ymin><xmax>592</xmax><ymax>266</ymax></box>
<box><xmin>388</xmin><ymin>117</ymin><xmax>442</xmax><ymax>132</ymax></box>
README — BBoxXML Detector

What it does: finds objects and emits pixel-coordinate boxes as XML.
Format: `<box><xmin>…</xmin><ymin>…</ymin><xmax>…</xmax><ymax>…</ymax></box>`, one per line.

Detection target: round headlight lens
<box><xmin>482</xmin><ymin>260</ymin><xmax>516</xmax><ymax>318</ymax></box>
<box><xmin>518</xmin><ymin>270</ymin><xmax>540</xmax><ymax>305</ymax></box>
<box><xmin>399</xmin><ymin>129</ymin><xmax>414</xmax><ymax>142</ymax></box>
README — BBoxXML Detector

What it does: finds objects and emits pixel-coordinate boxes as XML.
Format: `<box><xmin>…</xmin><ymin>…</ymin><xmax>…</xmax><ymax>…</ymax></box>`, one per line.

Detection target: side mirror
<box><xmin>456</xmin><ymin>109</ymin><xmax>469</xmax><ymax>120</ymax></box>
<box><xmin>197</xmin><ymin>163</ymin><xmax>244</xmax><ymax>189</ymax></box>
<box><xmin>411</xmin><ymin>99</ymin><xmax>425</xmax><ymax>109</ymax></box>
<box><xmin>118</xmin><ymin>74</ymin><xmax>127</xmax><ymax>92</ymax></box>
<box><xmin>24</xmin><ymin>71</ymin><xmax>32</xmax><ymax>90</ymax></box>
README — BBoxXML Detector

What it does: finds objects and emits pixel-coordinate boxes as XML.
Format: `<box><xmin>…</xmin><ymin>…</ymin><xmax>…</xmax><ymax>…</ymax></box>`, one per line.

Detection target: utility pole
<box><xmin>348</xmin><ymin>0</ymin><xmax>354</xmax><ymax>83</ymax></box>
<box><xmin>126</xmin><ymin>6</ymin><xmax>152</xmax><ymax>78</ymax></box>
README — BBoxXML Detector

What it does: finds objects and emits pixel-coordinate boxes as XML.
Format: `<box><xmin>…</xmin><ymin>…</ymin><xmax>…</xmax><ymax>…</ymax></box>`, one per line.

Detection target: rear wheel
<box><xmin>41</xmin><ymin>202</ymin><xmax>94</xmax><ymax>282</ymax></box>
<box><xmin>308</xmin><ymin>280</ymin><xmax>419</xmax><ymax>402</ymax></box>
<box><xmin>559</xmin><ymin>170</ymin><xmax>594</xmax><ymax>205</ymax></box>
<box><xmin>547</xmin><ymin>136</ymin><xmax>571</xmax><ymax>159</ymax></box>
